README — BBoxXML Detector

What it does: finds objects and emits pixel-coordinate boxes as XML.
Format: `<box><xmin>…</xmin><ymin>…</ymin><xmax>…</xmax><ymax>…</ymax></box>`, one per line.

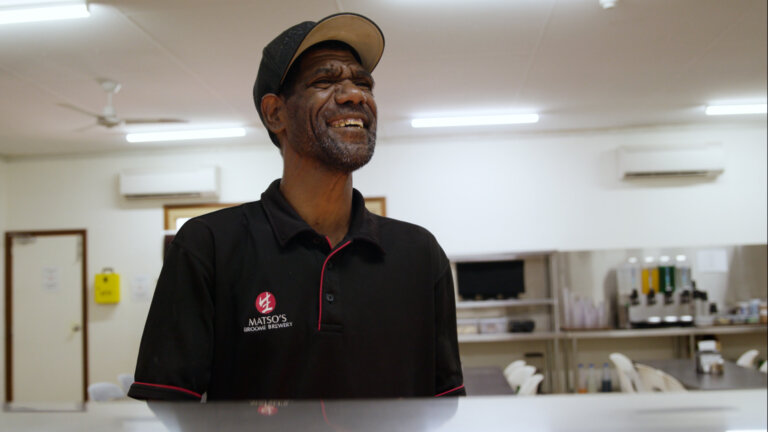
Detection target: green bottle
<box><xmin>658</xmin><ymin>255</ymin><xmax>675</xmax><ymax>294</ymax></box>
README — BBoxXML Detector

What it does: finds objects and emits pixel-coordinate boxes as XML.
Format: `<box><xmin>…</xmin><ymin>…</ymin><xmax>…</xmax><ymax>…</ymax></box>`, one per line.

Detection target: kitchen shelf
<box><xmin>456</xmin><ymin>298</ymin><xmax>555</xmax><ymax>309</ymax></box>
<box><xmin>458</xmin><ymin>324</ymin><xmax>768</xmax><ymax>343</ymax></box>
<box><xmin>451</xmin><ymin>250</ymin><xmax>561</xmax><ymax>392</ymax></box>
<box><xmin>450</xmin><ymin>250</ymin><xmax>557</xmax><ymax>263</ymax></box>
<box><xmin>458</xmin><ymin>332</ymin><xmax>560</xmax><ymax>343</ymax></box>
<box><xmin>451</xmin><ymin>246</ymin><xmax>767</xmax><ymax>395</ymax></box>
<box><xmin>564</xmin><ymin>327</ymin><xmax>694</xmax><ymax>339</ymax></box>
<box><xmin>560</xmin><ymin>323</ymin><xmax>768</xmax><ymax>393</ymax></box>
<box><xmin>562</xmin><ymin>324</ymin><xmax>767</xmax><ymax>339</ymax></box>
<box><xmin>459</xmin><ymin>325</ymin><xmax>767</xmax><ymax>343</ymax></box>
<box><xmin>691</xmin><ymin>324</ymin><xmax>767</xmax><ymax>335</ymax></box>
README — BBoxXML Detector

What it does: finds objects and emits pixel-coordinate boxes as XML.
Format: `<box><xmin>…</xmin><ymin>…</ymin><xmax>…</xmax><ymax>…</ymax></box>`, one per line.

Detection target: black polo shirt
<box><xmin>128</xmin><ymin>179</ymin><xmax>465</xmax><ymax>400</ymax></box>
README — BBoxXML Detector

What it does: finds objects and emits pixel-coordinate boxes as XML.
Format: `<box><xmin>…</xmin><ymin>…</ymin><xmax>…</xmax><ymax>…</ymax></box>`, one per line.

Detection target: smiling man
<box><xmin>128</xmin><ymin>13</ymin><xmax>465</xmax><ymax>401</ymax></box>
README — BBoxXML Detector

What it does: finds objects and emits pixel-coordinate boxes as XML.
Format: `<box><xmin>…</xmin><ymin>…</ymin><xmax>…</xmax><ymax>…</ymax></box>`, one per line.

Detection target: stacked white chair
<box><xmin>117</xmin><ymin>373</ymin><xmax>135</xmax><ymax>395</ymax></box>
<box><xmin>503</xmin><ymin>360</ymin><xmax>526</xmax><ymax>378</ymax></box>
<box><xmin>736</xmin><ymin>349</ymin><xmax>759</xmax><ymax>369</ymax></box>
<box><xmin>635</xmin><ymin>363</ymin><xmax>686</xmax><ymax>392</ymax></box>
<box><xmin>517</xmin><ymin>373</ymin><xmax>544</xmax><ymax>396</ymax></box>
<box><xmin>659</xmin><ymin>369</ymin><xmax>687</xmax><ymax>391</ymax></box>
<box><xmin>506</xmin><ymin>365</ymin><xmax>536</xmax><ymax>394</ymax></box>
<box><xmin>609</xmin><ymin>352</ymin><xmax>646</xmax><ymax>393</ymax></box>
<box><xmin>759</xmin><ymin>361</ymin><xmax>767</xmax><ymax>373</ymax></box>
<box><xmin>634</xmin><ymin>363</ymin><xmax>666</xmax><ymax>392</ymax></box>
<box><xmin>117</xmin><ymin>373</ymin><xmax>133</xmax><ymax>394</ymax></box>
<box><xmin>88</xmin><ymin>382</ymin><xmax>126</xmax><ymax>401</ymax></box>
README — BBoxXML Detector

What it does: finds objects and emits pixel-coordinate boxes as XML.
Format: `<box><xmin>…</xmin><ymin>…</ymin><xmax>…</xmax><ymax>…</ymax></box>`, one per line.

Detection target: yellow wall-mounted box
<box><xmin>94</xmin><ymin>269</ymin><xmax>120</xmax><ymax>304</ymax></box>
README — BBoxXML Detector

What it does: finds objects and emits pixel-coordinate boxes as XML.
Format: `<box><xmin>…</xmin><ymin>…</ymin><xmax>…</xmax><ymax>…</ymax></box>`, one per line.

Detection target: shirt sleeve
<box><xmin>128</xmin><ymin>220</ymin><xmax>215</xmax><ymax>401</ymax></box>
<box><xmin>434</xmin><ymin>263</ymin><xmax>466</xmax><ymax>397</ymax></box>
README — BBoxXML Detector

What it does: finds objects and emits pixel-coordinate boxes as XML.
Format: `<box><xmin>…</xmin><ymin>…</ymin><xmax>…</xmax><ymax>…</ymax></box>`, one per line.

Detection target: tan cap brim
<box><xmin>280</xmin><ymin>13</ymin><xmax>385</xmax><ymax>83</ymax></box>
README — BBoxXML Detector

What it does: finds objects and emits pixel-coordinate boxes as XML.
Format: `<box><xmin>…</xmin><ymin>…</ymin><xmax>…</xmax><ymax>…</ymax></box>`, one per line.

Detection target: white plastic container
<box><xmin>479</xmin><ymin>317</ymin><xmax>508</xmax><ymax>334</ymax></box>
<box><xmin>456</xmin><ymin>318</ymin><xmax>480</xmax><ymax>335</ymax></box>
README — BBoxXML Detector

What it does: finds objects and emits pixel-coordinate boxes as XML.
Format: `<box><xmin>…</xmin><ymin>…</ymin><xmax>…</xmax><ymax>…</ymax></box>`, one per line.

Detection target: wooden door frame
<box><xmin>4</xmin><ymin>230</ymin><xmax>88</xmax><ymax>402</ymax></box>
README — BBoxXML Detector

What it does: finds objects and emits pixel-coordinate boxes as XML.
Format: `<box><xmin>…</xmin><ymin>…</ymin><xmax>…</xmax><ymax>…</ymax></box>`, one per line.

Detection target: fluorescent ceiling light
<box><xmin>411</xmin><ymin>113</ymin><xmax>539</xmax><ymax>128</ymax></box>
<box><xmin>0</xmin><ymin>2</ymin><xmax>89</xmax><ymax>25</ymax></box>
<box><xmin>705</xmin><ymin>104</ymin><xmax>767</xmax><ymax>116</ymax></box>
<box><xmin>126</xmin><ymin>127</ymin><xmax>246</xmax><ymax>143</ymax></box>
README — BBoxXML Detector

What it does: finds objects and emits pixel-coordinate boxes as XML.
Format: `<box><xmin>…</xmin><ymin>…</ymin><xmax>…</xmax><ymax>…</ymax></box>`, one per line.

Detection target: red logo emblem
<box><xmin>257</xmin><ymin>405</ymin><xmax>278</xmax><ymax>416</ymax></box>
<box><xmin>255</xmin><ymin>292</ymin><xmax>276</xmax><ymax>314</ymax></box>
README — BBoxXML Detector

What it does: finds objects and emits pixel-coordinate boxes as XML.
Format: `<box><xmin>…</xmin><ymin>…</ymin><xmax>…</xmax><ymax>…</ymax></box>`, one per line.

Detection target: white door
<box><xmin>8</xmin><ymin>232</ymin><xmax>86</xmax><ymax>402</ymax></box>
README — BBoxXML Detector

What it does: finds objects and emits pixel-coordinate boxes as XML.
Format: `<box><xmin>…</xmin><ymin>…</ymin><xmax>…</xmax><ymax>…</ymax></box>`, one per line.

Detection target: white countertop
<box><xmin>2</xmin><ymin>389</ymin><xmax>766</xmax><ymax>431</ymax></box>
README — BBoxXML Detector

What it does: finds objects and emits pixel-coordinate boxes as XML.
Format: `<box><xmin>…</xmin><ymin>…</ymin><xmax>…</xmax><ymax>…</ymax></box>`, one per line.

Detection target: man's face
<box><xmin>282</xmin><ymin>47</ymin><xmax>377</xmax><ymax>173</ymax></box>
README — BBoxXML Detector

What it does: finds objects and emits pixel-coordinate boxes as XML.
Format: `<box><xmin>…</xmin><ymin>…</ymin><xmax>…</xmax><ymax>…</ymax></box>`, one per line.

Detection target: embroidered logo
<box><xmin>244</xmin><ymin>292</ymin><xmax>294</xmax><ymax>334</ymax></box>
<box><xmin>255</xmin><ymin>292</ymin><xmax>276</xmax><ymax>314</ymax></box>
<box><xmin>257</xmin><ymin>405</ymin><xmax>278</xmax><ymax>416</ymax></box>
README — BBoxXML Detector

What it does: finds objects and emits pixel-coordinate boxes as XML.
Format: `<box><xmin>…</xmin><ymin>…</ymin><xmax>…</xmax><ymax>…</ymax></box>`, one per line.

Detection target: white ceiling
<box><xmin>0</xmin><ymin>0</ymin><xmax>765</xmax><ymax>158</ymax></box>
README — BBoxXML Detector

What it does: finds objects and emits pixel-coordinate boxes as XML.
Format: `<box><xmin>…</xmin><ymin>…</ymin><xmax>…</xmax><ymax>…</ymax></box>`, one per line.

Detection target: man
<box><xmin>128</xmin><ymin>12</ymin><xmax>464</xmax><ymax>401</ymax></box>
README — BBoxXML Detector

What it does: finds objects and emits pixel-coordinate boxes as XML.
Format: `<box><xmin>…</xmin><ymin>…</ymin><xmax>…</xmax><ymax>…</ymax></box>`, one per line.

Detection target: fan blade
<box><xmin>123</xmin><ymin>118</ymin><xmax>187</xmax><ymax>125</ymax></box>
<box><xmin>73</xmin><ymin>122</ymin><xmax>98</xmax><ymax>133</ymax></box>
<box><xmin>58</xmin><ymin>103</ymin><xmax>100</xmax><ymax>118</ymax></box>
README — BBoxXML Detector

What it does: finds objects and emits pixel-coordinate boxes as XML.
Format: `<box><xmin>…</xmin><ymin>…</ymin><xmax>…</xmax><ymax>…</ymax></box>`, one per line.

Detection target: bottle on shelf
<box><xmin>617</xmin><ymin>257</ymin><xmax>641</xmax><ymax>294</ymax></box>
<box><xmin>675</xmin><ymin>255</ymin><xmax>692</xmax><ymax>290</ymax></box>
<box><xmin>658</xmin><ymin>256</ymin><xmax>676</xmax><ymax>295</ymax></box>
<box><xmin>617</xmin><ymin>257</ymin><xmax>641</xmax><ymax>328</ymax></box>
<box><xmin>659</xmin><ymin>256</ymin><xmax>678</xmax><ymax>324</ymax></box>
<box><xmin>586</xmin><ymin>363</ymin><xmax>598</xmax><ymax>393</ymax></box>
<box><xmin>641</xmin><ymin>256</ymin><xmax>659</xmax><ymax>295</ymax></box>
<box><xmin>577</xmin><ymin>363</ymin><xmax>587</xmax><ymax>394</ymax></box>
<box><xmin>676</xmin><ymin>255</ymin><xmax>694</xmax><ymax>324</ymax></box>
<box><xmin>601</xmin><ymin>362</ymin><xmax>612</xmax><ymax>392</ymax></box>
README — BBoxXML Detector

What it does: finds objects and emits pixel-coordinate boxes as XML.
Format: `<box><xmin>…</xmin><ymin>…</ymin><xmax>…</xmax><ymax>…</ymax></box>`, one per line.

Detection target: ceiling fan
<box><xmin>59</xmin><ymin>79</ymin><xmax>186</xmax><ymax>130</ymax></box>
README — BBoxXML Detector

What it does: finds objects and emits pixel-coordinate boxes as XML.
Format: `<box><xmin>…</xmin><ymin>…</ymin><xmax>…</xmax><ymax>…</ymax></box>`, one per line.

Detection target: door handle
<box><xmin>71</xmin><ymin>324</ymin><xmax>82</xmax><ymax>332</ymax></box>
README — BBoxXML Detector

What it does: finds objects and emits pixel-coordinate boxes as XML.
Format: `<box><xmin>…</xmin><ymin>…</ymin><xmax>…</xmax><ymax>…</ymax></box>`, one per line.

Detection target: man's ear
<box><xmin>261</xmin><ymin>93</ymin><xmax>286</xmax><ymax>135</ymax></box>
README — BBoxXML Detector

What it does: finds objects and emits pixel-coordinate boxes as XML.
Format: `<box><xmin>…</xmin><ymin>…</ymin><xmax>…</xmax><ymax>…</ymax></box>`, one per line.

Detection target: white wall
<box><xmin>357</xmin><ymin>123</ymin><xmax>767</xmax><ymax>255</ymax></box>
<box><xmin>4</xmin><ymin>144</ymin><xmax>283</xmax><ymax>388</ymax></box>
<box><xmin>2</xmin><ymin>121</ymin><xmax>766</xmax><ymax>392</ymax></box>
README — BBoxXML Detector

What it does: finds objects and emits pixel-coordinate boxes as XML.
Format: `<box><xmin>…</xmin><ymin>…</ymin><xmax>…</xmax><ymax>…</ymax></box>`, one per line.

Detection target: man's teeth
<box><xmin>330</xmin><ymin>118</ymin><xmax>364</xmax><ymax>128</ymax></box>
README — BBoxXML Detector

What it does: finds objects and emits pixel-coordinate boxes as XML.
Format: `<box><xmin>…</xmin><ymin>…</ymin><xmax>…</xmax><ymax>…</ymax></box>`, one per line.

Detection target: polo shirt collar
<box><xmin>260</xmin><ymin>179</ymin><xmax>384</xmax><ymax>253</ymax></box>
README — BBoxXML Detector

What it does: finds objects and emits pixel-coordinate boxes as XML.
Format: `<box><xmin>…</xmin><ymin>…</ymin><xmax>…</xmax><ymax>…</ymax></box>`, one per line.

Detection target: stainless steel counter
<box><xmin>2</xmin><ymin>389</ymin><xmax>766</xmax><ymax>431</ymax></box>
<box><xmin>642</xmin><ymin>359</ymin><xmax>768</xmax><ymax>390</ymax></box>
<box><xmin>463</xmin><ymin>366</ymin><xmax>515</xmax><ymax>395</ymax></box>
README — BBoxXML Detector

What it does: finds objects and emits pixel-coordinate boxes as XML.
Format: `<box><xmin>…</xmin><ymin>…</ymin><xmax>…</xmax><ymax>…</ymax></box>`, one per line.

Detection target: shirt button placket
<box><xmin>318</xmin><ymin>240</ymin><xmax>350</xmax><ymax>331</ymax></box>
<box><xmin>322</xmin><ymin>259</ymin><xmax>342</xmax><ymax>328</ymax></box>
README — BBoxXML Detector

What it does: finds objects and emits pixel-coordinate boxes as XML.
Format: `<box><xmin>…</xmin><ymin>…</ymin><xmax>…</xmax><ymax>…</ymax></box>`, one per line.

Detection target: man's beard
<box><xmin>312</xmin><ymin>127</ymin><xmax>376</xmax><ymax>173</ymax></box>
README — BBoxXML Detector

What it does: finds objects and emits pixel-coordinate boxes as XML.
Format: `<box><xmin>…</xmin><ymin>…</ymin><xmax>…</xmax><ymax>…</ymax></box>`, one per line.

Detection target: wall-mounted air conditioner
<box><xmin>617</xmin><ymin>143</ymin><xmax>725</xmax><ymax>179</ymax></box>
<box><xmin>119</xmin><ymin>166</ymin><xmax>220</xmax><ymax>199</ymax></box>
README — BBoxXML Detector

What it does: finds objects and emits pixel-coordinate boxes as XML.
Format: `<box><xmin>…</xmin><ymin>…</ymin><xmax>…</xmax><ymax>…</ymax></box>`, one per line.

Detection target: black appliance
<box><xmin>456</xmin><ymin>260</ymin><xmax>525</xmax><ymax>300</ymax></box>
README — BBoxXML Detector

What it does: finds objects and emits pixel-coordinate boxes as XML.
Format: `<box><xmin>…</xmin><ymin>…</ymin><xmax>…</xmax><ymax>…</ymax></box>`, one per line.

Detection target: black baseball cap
<box><xmin>253</xmin><ymin>13</ymin><xmax>385</xmax><ymax>146</ymax></box>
